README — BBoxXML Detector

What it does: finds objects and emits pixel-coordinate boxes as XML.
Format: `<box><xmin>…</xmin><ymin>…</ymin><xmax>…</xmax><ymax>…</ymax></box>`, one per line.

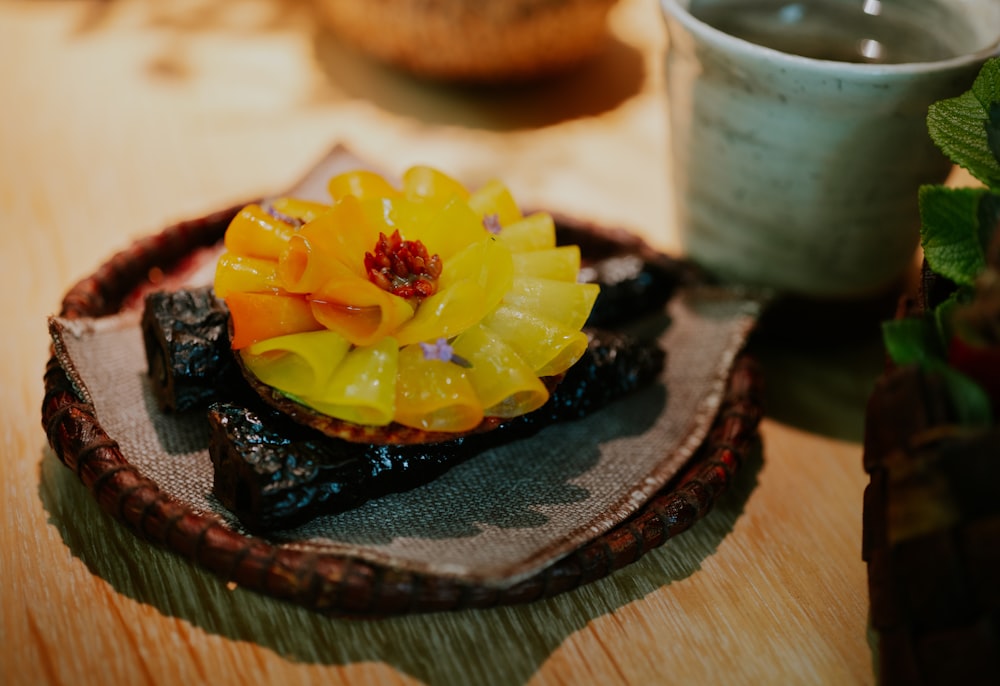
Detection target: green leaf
<box><xmin>931</xmin><ymin>363</ymin><xmax>994</xmax><ymax>426</ymax></box>
<box><xmin>931</xmin><ymin>290</ymin><xmax>965</xmax><ymax>349</ymax></box>
<box><xmin>972</xmin><ymin>56</ymin><xmax>1000</xmax><ymax>102</ymax></box>
<box><xmin>927</xmin><ymin>57</ymin><xmax>1000</xmax><ymax>187</ymax></box>
<box><xmin>887</xmin><ymin>58</ymin><xmax>1000</xmax><ymax>428</ymax></box>
<box><xmin>919</xmin><ymin>185</ymin><xmax>989</xmax><ymax>285</ymax></box>
<box><xmin>882</xmin><ymin>316</ymin><xmax>941</xmax><ymax>366</ymax></box>
<box><xmin>882</xmin><ymin>316</ymin><xmax>993</xmax><ymax>424</ymax></box>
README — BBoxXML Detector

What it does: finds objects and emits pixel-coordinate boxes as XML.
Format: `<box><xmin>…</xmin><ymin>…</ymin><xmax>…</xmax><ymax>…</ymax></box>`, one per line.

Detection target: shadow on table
<box><xmin>751</xmin><ymin>334</ymin><xmax>885</xmax><ymax>444</ymax></box>
<box><xmin>309</xmin><ymin>30</ymin><xmax>647</xmax><ymax>132</ymax></box>
<box><xmin>746</xmin><ymin>295</ymin><xmax>891</xmax><ymax>444</ymax></box>
<box><xmin>38</xmin><ymin>444</ymin><xmax>761</xmax><ymax>686</ymax></box>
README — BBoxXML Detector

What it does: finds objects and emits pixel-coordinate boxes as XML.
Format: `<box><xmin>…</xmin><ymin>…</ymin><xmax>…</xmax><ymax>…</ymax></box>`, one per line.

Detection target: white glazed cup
<box><xmin>661</xmin><ymin>0</ymin><xmax>1000</xmax><ymax>299</ymax></box>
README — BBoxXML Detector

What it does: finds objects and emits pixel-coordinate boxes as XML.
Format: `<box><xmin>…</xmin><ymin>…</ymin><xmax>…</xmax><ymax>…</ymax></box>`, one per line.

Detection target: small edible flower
<box><xmin>420</xmin><ymin>338</ymin><xmax>471</xmax><ymax>368</ymax></box>
<box><xmin>483</xmin><ymin>213</ymin><xmax>502</xmax><ymax>235</ymax></box>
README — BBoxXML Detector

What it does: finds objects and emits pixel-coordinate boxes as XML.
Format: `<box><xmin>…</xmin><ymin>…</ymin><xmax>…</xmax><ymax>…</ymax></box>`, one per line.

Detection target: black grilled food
<box><xmin>141</xmin><ymin>286</ymin><xmax>233</xmax><ymax>413</ymax></box>
<box><xmin>208</xmin><ymin>328</ymin><xmax>665</xmax><ymax>531</ymax></box>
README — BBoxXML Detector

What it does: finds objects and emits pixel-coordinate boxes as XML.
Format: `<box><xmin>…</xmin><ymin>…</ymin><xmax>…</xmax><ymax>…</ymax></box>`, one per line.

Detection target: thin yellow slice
<box><xmin>512</xmin><ymin>246</ymin><xmax>581</xmax><ymax>281</ymax></box>
<box><xmin>310</xmin><ymin>278</ymin><xmax>415</xmax><ymax>347</ymax></box>
<box><xmin>223</xmin><ymin>204</ymin><xmax>298</xmax><ymax>260</ymax></box>
<box><xmin>452</xmin><ymin>325</ymin><xmax>549</xmax><ymax>418</ymax></box>
<box><xmin>394</xmin><ymin>344</ymin><xmax>483</xmax><ymax>432</ymax></box>
<box><xmin>482</xmin><ymin>304</ymin><xmax>589</xmax><ymax>377</ymax></box>
<box><xmin>302</xmin><ymin>337</ymin><xmax>399</xmax><ymax>426</ymax></box>
<box><xmin>468</xmin><ymin>179</ymin><xmax>522</xmax><ymax>227</ymax></box>
<box><xmin>409</xmin><ymin>196</ymin><xmax>488</xmax><ymax>260</ymax></box>
<box><xmin>214</xmin><ymin>253</ymin><xmax>279</xmax><ymax>298</ymax></box>
<box><xmin>402</xmin><ymin>165</ymin><xmax>470</xmax><ymax>204</ymax></box>
<box><xmin>503</xmin><ymin>276</ymin><xmax>599</xmax><ymax>330</ymax></box>
<box><xmin>394</xmin><ymin>237</ymin><xmax>513</xmax><ymax>346</ymax></box>
<box><xmin>328</xmin><ymin>169</ymin><xmax>400</xmax><ymax>203</ymax></box>
<box><xmin>242</xmin><ymin>330</ymin><xmax>350</xmax><ymax>400</ymax></box>
<box><xmin>270</xmin><ymin>197</ymin><xmax>334</xmax><ymax>223</ymax></box>
<box><xmin>497</xmin><ymin>212</ymin><xmax>556</xmax><ymax>253</ymax></box>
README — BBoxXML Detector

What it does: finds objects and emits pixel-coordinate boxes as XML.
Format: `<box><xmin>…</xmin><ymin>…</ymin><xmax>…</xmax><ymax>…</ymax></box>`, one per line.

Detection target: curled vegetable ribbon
<box><xmin>214</xmin><ymin>166</ymin><xmax>599</xmax><ymax>432</ymax></box>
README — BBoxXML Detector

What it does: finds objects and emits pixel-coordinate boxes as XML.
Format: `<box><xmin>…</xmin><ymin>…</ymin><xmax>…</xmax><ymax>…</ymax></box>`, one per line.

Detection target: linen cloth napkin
<box><xmin>50</xmin><ymin>285</ymin><xmax>759</xmax><ymax>586</ymax></box>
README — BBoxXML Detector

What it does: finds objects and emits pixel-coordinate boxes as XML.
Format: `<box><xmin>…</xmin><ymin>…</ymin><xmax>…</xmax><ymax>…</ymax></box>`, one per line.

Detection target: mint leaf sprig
<box><xmin>882</xmin><ymin>57</ymin><xmax>1000</xmax><ymax>426</ymax></box>
<box><xmin>926</xmin><ymin>58</ymin><xmax>1000</xmax><ymax>190</ymax></box>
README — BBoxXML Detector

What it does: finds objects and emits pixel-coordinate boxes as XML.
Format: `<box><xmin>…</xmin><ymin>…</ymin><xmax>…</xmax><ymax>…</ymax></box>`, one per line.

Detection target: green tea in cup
<box><xmin>691</xmin><ymin>0</ymin><xmax>973</xmax><ymax>65</ymax></box>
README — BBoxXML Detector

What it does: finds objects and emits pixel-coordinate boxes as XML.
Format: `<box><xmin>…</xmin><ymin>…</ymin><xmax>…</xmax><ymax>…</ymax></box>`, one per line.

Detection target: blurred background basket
<box><xmin>313</xmin><ymin>0</ymin><xmax>619</xmax><ymax>82</ymax></box>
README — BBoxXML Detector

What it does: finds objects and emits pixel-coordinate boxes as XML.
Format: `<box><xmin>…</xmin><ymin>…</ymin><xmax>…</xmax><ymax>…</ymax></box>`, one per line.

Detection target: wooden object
<box><xmin>2</xmin><ymin>0</ymin><xmax>878</xmax><ymax>682</ymax></box>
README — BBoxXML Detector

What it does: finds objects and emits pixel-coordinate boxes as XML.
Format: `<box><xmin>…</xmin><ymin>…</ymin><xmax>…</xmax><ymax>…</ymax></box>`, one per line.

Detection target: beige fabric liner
<box><xmin>50</xmin><ymin>287</ymin><xmax>758</xmax><ymax>587</ymax></box>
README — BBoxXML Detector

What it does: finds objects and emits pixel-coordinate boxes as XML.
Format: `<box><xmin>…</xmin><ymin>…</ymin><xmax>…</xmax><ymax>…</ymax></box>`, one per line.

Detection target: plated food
<box><xmin>42</xmin><ymin>148</ymin><xmax>764</xmax><ymax>615</ymax></box>
<box><xmin>139</xmin><ymin>166</ymin><xmax>671</xmax><ymax>530</ymax></box>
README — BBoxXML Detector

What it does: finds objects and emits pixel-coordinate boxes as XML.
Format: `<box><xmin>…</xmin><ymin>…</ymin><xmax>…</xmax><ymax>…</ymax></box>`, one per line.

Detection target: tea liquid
<box><xmin>691</xmin><ymin>0</ymin><xmax>970</xmax><ymax>64</ymax></box>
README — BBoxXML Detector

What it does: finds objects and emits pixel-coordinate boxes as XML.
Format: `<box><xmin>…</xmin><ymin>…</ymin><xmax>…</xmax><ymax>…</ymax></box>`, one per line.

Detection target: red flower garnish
<box><xmin>364</xmin><ymin>230</ymin><xmax>442</xmax><ymax>300</ymax></box>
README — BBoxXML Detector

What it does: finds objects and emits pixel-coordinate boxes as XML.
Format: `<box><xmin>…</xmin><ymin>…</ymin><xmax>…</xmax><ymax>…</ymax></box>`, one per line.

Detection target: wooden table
<box><xmin>2</xmin><ymin>0</ymin><xmax>886</xmax><ymax>683</ymax></box>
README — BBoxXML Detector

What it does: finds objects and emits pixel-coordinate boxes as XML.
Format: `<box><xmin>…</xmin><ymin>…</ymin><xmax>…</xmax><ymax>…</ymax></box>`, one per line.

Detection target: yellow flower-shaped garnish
<box><xmin>214</xmin><ymin>166</ymin><xmax>599</xmax><ymax>433</ymax></box>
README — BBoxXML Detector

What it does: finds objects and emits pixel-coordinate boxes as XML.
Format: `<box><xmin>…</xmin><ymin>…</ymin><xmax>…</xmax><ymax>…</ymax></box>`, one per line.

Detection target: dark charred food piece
<box><xmin>141</xmin><ymin>286</ymin><xmax>233</xmax><ymax>413</ymax></box>
<box><xmin>209</xmin><ymin>329</ymin><xmax>665</xmax><ymax>531</ymax></box>
<box><xmin>580</xmin><ymin>253</ymin><xmax>679</xmax><ymax>328</ymax></box>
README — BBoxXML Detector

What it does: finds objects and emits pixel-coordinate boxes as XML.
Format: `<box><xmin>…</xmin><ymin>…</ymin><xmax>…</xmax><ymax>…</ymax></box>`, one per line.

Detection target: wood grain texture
<box><xmin>2</xmin><ymin>0</ymin><xmax>876</xmax><ymax>683</ymax></box>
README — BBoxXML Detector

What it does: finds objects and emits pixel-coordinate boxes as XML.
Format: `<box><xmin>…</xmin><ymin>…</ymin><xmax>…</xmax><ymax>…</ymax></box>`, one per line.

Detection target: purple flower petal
<box><xmin>420</xmin><ymin>338</ymin><xmax>472</xmax><ymax>367</ymax></box>
<box><xmin>483</xmin><ymin>213</ymin><xmax>502</xmax><ymax>235</ymax></box>
<box><xmin>420</xmin><ymin>338</ymin><xmax>454</xmax><ymax>362</ymax></box>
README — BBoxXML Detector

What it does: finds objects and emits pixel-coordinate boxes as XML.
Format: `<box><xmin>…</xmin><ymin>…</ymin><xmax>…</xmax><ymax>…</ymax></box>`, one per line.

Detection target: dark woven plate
<box><xmin>41</xmin><ymin>193</ymin><xmax>764</xmax><ymax>618</ymax></box>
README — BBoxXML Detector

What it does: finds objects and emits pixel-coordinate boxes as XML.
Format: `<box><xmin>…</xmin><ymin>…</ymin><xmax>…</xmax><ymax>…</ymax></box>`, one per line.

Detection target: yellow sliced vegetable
<box><xmin>214</xmin><ymin>253</ymin><xmax>279</xmax><ymax>299</ymax></box>
<box><xmin>497</xmin><ymin>212</ymin><xmax>556</xmax><ymax>253</ymax></box>
<box><xmin>285</xmin><ymin>195</ymin><xmax>378</xmax><ymax>281</ymax></box>
<box><xmin>270</xmin><ymin>197</ymin><xmax>333</xmax><ymax>223</ymax></box>
<box><xmin>303</xmin><ymin>337</ymin><xmax>399</xmax><ymax>426</ymax></box>
<box><xmin>482</xmin><ymin>304</ymin><xmax>589</xmax><ymax>377</ymax></box>
<box><xmin>394</xmin><ymin>237</ymin><xmax>513</xmax><ymax>346</ymax></box>
<box><xmin>402</xmin><ymin>165</ymin><xmax>470</xmax><ymax>204</ymax></box>
<box><xmin>502</xmin><ymin>276</ymin><xmax>599</xmax><ymax>330</ymax></box>
<box><xmin>438</xmin><ymin>236</ymin><xmax>514</xmax><ymax>295</ymax></box>
<box><xmin>225</xmin><ymin>291</ymin><xmax>323</xmax><ymax>350</ymax></box>
<box><xmin>223</xmin><ymin>204</ymin><xmax>298</xmax><ymax>259</ymax></box>
<box><xmin>278</xmin><ymin>232</ymin><xmax>359</xmax><ymax>294</ymax></box>
<box><xmin>408</xmin><ymin>196</ymin><xmax>487</xmax><ymax>260</ymax></box>
<box><xmin>468</xmin><ymin>179</ymin><xmax>522</xmax><ymax>227</ymax></box>
<box><xmin>452</xmin><ymin>325</ymin><xmax>549</xmax><ymax>418</ymax></box>
<box><xmin>359</xmin><ymin>196</ymin><xmax>438</xmax><ymax>241</ymax></box>
<box><xmin>242</xmin><ymin>330</ymin><xmax>350</xmax><ymax>400</ymax></box>
<box><xmin>395</xmin><ymin>344</ymin><xmax>483</xmax><ymax>432</ymax></box>
<box><xmin>328</xmin><ymin>169</ymin><xmax>400</xmax><ymax>203</ymax></box>
<box><xmin>392</xmin><ymin>280</ymin><xmax>484</xmax><ymax>347</ymax></box>
<box><xmin>512</xmin><ymin>246</ymin><xmax>581</xmax><ymax>281</ymax></box>
<box><xmin>310</xmin><ymin>279</ymin><xmax>414</xmax><ymax>347</ymax></box>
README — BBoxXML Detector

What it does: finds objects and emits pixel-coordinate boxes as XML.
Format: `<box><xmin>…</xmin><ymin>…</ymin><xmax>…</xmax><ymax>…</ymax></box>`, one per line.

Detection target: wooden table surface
<box><xmin>2</xmin><ymin>0</ymin><xmax>892</xmax><ymax>683</ymax></box>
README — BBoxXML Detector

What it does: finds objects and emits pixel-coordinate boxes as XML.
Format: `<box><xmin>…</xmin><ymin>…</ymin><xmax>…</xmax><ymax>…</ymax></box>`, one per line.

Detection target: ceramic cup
<box><xmin>661</xmin><ymin>0</ymin><xmax>1000</xmax><ymax>298</ymax></box>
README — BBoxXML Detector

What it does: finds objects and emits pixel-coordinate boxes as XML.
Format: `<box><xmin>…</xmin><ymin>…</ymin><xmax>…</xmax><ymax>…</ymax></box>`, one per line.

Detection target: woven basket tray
<box><xmin>41</xmin><ymin>174</ymin><xmax>764</xmax><ymax>618</ymax></box>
